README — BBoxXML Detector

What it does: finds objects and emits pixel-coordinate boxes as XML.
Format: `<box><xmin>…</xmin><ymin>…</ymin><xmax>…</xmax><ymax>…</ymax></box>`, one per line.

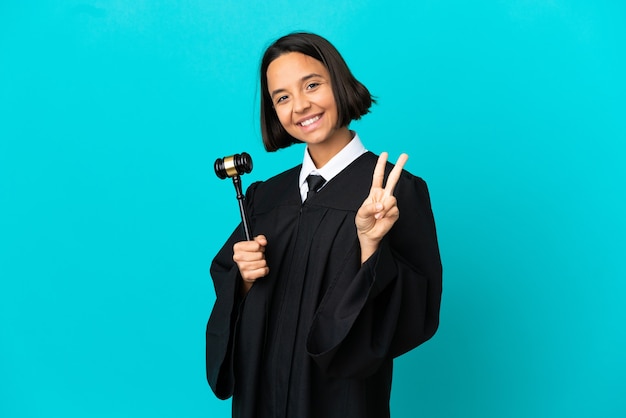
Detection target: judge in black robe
<box><xmin>206</xmin><ymin>151</ymin><xmax>442</xmax><ymax>418</ymax></box>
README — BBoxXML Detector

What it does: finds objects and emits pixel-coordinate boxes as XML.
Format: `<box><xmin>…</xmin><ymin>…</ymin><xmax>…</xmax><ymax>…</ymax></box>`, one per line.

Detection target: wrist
<box><xmin>358</xmin><ymin>236</ymin><xmax>380</xmax><ymax>264</ymax></box>
<box><xmin>241</xmin><ymin>280</ymin><xmax>253</xmax><ymax>296</ymax></box>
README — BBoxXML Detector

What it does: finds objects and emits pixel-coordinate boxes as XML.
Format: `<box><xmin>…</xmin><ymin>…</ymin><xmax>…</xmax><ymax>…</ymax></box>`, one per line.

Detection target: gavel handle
<box><xmin>232</xmin><ymin>175</ymin><xmax>252</xmax><ymax>241</ymax></box>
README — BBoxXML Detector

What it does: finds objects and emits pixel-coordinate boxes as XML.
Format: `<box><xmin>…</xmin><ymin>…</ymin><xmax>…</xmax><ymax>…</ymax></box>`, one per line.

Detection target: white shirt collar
<box><xmin>299</xmin><ymin>131</ymin><xmax>367</xmax><ymax>201</ymax></box>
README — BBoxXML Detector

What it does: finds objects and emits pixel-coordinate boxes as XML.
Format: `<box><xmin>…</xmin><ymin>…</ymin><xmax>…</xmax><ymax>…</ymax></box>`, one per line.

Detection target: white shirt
<box><xmin>299</xmin><ymin>132</ymin><xmax>368</xmax><ymax>202</ymax></box>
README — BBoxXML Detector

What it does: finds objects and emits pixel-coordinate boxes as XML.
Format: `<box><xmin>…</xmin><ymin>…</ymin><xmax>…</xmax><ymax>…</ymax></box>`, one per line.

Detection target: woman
<box><xmin>206</xmin><ymin>32</ymin><xmax>442</xmax><ymax>418</ymax></box>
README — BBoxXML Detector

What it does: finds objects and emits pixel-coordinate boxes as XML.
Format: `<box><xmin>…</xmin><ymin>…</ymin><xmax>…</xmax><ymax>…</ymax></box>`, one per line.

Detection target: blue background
<box><xmin>1</xmin><ymin>1</ymin><xmax>625</xmax><ymax>417</ymax></box>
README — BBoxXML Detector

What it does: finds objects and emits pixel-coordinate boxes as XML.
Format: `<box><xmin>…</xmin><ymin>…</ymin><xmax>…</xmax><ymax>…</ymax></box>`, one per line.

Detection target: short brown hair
<box><xmin>260</xmin><ymin>32</ymin><xmax>374</xmax><ymax>152</ymax></box>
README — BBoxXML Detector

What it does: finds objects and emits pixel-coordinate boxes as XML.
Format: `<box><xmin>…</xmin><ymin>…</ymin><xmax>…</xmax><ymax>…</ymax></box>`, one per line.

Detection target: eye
<box><xmin>275</xmin><ymin>95</ymin><xmax>288</xmax><ymax>104</ymax></box>
<box><xmin>306</xmin><ymin>82</ymin><xmax>320</xmax><ymax>90</ymax></box>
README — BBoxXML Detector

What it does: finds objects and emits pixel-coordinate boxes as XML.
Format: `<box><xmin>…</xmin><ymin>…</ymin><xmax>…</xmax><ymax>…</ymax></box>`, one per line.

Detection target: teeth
<box><xmin>300</xmin><ymin>115</ymin><xmax>320</xmax><ymax>126</ymax></box>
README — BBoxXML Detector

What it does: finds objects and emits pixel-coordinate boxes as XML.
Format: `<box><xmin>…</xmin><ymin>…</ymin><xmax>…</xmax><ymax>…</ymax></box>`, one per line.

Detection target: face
<box><xmin>266</xmin><ymin>52</ymin><xmax>350</xmax><ymax>154</ymax></box>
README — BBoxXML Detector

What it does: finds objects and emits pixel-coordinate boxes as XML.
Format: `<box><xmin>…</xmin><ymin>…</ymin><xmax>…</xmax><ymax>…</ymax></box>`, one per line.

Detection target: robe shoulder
<box><xmin>244</xmin><ymin>164</ymin><xmax>301</xmax><ymax>215</ymax></box>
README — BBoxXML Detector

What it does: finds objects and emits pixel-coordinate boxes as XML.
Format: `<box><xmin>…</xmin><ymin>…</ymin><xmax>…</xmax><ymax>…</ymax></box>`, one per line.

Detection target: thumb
<box><xmin>255</xmin><ymin>235</ymin><xmax>268</xmax><ymax>246</ymax></box>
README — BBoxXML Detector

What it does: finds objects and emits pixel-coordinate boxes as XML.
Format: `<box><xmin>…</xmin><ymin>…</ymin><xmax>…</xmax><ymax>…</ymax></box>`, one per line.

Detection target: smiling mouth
<box><xmin>298</xmin><ymin>115</ymin><xmax>321</xmax><ymax>127</ymax></box>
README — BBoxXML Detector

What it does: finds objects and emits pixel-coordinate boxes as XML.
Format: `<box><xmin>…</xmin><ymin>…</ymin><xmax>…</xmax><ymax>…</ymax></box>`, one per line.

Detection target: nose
<box><xmin>292</xmin><ymin>93</ymin><xmax>310</xmax><ymax>113</ymax></box>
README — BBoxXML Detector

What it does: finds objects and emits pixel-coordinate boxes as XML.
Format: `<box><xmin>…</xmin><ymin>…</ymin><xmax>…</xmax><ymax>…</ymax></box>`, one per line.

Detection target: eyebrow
<box><xmin>270</xmin><ymin>73</ymin><xmax>324</xmax><ymax>99</ymax></box>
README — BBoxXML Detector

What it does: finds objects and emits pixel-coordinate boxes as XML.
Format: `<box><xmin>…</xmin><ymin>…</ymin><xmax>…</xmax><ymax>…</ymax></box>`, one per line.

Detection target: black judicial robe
<box><xmin>206</xmin><ymin>152</ymin><xmax>442</xmax><ymax>418</ymax></box>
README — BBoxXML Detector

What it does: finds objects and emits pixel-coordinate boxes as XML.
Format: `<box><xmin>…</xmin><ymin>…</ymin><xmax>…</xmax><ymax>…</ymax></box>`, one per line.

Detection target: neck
<box><xmin>308</xmin><ymin>127</ymin><xmax>352</xmax><ymax>168</ymax></box>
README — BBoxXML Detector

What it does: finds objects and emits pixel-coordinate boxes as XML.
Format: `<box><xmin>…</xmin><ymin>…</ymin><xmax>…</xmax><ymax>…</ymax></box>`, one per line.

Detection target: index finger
<box><xmin>383</xmin><ymin>153</ymin><xmax>408</xmax><ymax>198</ymax></box>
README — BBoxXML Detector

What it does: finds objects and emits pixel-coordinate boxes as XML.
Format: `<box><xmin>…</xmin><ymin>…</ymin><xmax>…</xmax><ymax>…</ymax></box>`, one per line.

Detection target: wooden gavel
<box><xmin>214</xmin><ymin>152</ymin><xmax>253</xmax><ymax>241</ymax></box>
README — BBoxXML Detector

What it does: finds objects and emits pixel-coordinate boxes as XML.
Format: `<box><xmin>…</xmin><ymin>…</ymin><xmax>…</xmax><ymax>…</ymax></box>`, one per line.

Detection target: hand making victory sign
<box><xmin>356</xmin><ymin>152</ymin><xmax>409</xmax><ymax>264</ymax></box>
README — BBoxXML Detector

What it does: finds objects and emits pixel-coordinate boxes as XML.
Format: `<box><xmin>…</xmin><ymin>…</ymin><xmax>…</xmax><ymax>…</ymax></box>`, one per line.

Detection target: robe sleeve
<box><xmin>205</xmin><ymin>183</ymin><xmax>260</xmax><ymax>399</ymax></box>
<box><xmin>205</xmin><ymin>228</ymin><xmax>243</xmax><ymax>399</ymax></box>
<box><xmin>306</xmin><ymin>174</ymin><xmax>442</xmax><ymax>378</ymax></box>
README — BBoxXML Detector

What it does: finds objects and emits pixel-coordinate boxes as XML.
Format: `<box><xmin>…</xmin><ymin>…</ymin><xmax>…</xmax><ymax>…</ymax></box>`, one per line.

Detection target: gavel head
<box><xmin>214</xmin><ymin>152</ymin><xmax>253</xmax><ymax>179</ymax></box>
